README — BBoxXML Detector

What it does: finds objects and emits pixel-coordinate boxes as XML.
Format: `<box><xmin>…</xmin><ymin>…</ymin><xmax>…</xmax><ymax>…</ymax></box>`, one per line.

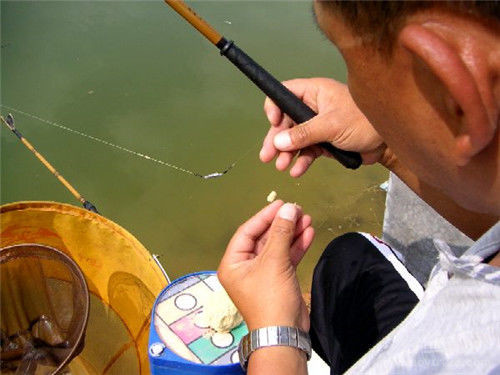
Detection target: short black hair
<box><xmin>319</xmin><ymin>1</ymin><xmax>500</xmax><ymax>53</ymax></box>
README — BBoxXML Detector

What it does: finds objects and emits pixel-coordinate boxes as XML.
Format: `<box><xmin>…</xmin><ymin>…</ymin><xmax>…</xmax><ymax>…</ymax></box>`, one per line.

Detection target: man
<box><xmin>218</xmin><ymin>1</ymin><xmax>499</xmax><ymax>374</ymax></box>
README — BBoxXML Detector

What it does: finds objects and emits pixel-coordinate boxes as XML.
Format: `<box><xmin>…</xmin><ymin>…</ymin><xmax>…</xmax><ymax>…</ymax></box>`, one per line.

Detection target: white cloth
<box><xmin>345</xmin><ymin>221</ymin><xmax>500</xmax><ymax>375</ymax></box>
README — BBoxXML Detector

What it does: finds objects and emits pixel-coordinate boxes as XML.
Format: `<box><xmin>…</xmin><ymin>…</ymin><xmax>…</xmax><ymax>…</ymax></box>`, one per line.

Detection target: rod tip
<box><xmin>83</xmin><ymin>200</ymin><xmax>99</xmax><ymax>214</ymax></box>
<box><xmin>6</xmin><ymin>113</ymin><xmax>14</xmax><ymax>127</ymax></box>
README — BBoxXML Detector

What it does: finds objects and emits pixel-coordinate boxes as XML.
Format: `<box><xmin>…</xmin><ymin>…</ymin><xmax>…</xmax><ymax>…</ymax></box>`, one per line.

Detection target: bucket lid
<box><xmin>151</xmin><ymin>272</ymin><xmax>247</xmax><ymax>368</ymax></box>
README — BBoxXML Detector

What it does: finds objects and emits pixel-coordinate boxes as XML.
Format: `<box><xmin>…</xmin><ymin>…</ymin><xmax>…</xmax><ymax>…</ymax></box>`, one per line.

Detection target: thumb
<box><xmin>273</xmin><ymin>112</ymin><xmax>334</xmax><ymax>151</ymax></box>
<box><xmin>263</xmin><ymin>203</ymin><xmax>299</xmax><ymax>260</ymax></box>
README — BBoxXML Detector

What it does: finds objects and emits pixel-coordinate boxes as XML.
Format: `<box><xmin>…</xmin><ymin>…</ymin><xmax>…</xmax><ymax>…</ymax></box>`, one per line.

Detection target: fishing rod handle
<box><xmin>218</xmin><ymin>39</ymin><xmax>362</xmax><ymax>170</ymax></box>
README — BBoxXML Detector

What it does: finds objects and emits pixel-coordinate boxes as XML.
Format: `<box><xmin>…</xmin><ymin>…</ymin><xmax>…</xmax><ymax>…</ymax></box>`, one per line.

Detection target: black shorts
<box><xmin>310</xmin><ymin>232</ymin><xmax>424</xmax><ymax>374</ymax></box>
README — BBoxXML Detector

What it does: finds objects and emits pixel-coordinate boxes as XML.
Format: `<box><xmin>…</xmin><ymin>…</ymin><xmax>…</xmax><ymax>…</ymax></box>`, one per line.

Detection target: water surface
<box><xmin>1</xmin><ymin>1</ymin><xmax>388</xmax><ymax>289</ymax></box>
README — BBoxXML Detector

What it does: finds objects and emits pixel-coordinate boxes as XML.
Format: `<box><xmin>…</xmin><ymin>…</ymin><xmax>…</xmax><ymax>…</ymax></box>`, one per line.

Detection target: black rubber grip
<box><xmin>219</xmin><ymin>39</ymin><xmax>362</xmax><ymax>170</ymax></box>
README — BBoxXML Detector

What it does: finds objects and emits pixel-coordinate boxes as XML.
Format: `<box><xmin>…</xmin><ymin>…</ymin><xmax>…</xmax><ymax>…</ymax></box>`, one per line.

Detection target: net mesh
<box><xmin>1</xmin><ymin>244</ymin><xmax>89</xmax><ymax>374</ymax></box>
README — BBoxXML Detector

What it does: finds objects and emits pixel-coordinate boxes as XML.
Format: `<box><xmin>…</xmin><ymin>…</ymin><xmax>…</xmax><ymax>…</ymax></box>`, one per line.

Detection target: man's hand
<box><xmin>260</xmin><ymin>78</ymin><xmax>386</xmax><ymax>177</ymax></box>
<box><xmin>218</xmin><ymin>201</ymin><xmax>314</xmax><ymax>332</ymax></box>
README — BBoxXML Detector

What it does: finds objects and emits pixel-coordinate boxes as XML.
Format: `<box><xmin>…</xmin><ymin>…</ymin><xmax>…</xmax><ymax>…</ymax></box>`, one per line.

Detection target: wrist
<box><xmin>244</xmin><ymin>304</ymin><xmax>310</xmax><ymax>333</ymax></box>
<box><xmin>251</xmin><ymin>345</ymin><xmax>307</xmax><ymax>361</ymax></box>
<box><xmin>238</xmin><ymin>326</ymin><xmax>311</xmax><ymax>370</ymax></box>
<box><xmin>248</xmin><ymin>346</ymin><xmax>308</xmax><ymax>374</ymax></box>
<box><xmin>247</xmin><ymin>317</ymin><xmax>308</xmax><ymax>332</ymax></box>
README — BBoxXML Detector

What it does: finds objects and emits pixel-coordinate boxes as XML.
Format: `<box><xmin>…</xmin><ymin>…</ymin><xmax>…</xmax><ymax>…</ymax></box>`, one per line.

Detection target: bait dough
<box><xmin>267</xmin><ymin>190</ymin><xmax>277</xmax><ymax>202</ymax></box>
<box><xmin>196</xmin><ymin>289</ymin><xmax>243</xmax><ymax>333</ymax></box>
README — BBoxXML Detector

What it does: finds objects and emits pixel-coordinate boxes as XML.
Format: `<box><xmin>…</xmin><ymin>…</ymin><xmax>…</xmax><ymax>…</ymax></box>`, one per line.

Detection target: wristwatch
<box><xmin>238</xmin><ymin>326</ymin><xmax>312</xmax><ymax>370</ymax></box>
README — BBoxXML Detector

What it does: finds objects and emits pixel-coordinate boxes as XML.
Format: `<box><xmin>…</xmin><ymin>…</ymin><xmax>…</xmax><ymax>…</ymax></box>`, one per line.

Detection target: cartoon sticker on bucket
<box><xmin>149</xmin><ymin>271</ymin><xmax>247</xmax><ymax>374</ymax></box>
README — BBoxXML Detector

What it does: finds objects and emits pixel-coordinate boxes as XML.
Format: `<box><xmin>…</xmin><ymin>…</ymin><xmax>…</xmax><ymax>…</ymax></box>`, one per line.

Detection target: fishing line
<box><xmin>1</xmin><ymin>104</ymin><xmax>256</xmax><ymax>180</ymax></box>
<box><xmin>314</xmin><ymin>181</ymin><xmax>387</xmax><ymax>232</ymax></box>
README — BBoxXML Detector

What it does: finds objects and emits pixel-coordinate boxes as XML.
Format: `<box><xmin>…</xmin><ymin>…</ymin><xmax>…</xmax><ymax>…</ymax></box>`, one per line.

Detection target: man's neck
<box><xmin>385</xmin><ymin>158</ymin><xmax>498</xmax><ymax>240</ymax></box>
<box><xmin>487</xmin><ymin>250</ymin><xmax>500</xmax><ymax>268</ymax></box>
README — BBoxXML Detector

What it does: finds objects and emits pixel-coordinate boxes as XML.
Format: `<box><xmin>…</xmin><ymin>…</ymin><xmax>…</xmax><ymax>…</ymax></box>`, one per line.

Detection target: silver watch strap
<box><xmin>238</xmin><ymin>326</ymin><xmax>311</xmax><ymax>370</ymax></box>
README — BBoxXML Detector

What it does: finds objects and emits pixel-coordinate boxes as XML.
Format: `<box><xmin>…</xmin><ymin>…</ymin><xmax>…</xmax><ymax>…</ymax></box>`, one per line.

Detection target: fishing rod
<box><xmin>1</xmin><ymin>113</ymin><xmax>99</xmax><ymax>213</ymax></box>
<box><xmin>163</xmin><ymin>0</ymin><xmax>362</xmax><ymax>170</ymax></box>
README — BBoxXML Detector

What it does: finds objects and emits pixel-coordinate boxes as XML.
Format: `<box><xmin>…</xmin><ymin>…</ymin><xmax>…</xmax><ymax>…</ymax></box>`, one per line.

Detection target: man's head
<box><xmin>318</xmin><ymin>2</ymin><xmax>499</xmax><ymax>54</ymax></box>
<box><xmin>314</xmin><ymin>1</ymin><xmax>499</xmax><ymax>215</ymax></box>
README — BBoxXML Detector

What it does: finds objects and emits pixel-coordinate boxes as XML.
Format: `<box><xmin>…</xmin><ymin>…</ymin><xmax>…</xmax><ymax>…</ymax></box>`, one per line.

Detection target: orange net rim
<box><xmin>0</xmin><ymin>201</ymin><xmax>167</xmax><ymax>285</ymax></box>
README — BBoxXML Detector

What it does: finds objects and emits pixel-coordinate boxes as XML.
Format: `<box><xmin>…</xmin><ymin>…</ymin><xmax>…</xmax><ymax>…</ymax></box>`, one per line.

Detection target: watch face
<box><xmin>153</xmin><ymin>272</ymin><xmax>247</xmax><ymax>366</ymax></box>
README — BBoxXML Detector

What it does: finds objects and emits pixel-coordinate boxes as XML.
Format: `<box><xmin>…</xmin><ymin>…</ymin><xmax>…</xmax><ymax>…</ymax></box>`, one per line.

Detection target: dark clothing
<box><xmin>310</xmin><ymin>233</ymin><xmax>420</xmax><ymax>374</ymax></box>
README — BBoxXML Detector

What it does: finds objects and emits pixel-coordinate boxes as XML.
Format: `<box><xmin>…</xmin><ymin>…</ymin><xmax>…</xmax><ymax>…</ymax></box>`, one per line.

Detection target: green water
<box><xmin>1</xmin><ymin>1</ymin><xmax>388</xmax><ymax>289</ymax></box>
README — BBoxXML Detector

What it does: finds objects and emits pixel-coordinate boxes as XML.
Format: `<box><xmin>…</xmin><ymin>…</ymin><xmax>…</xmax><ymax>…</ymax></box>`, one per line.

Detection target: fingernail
<box><xmin>274</xmin><ymin>132</ymin><xmax>292</xmax><ymax>149</ymax></box>
<box><xmin>278</xmin><ymin>203</ymin><xmax>297</xmax><ymax>221</ymax></box>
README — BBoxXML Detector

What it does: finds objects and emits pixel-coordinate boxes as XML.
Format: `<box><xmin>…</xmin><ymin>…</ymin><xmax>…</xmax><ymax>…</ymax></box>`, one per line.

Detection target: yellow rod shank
<box><xmin>1</xmin><ymin>115</ymin><xmax>85</xmax><ymax>204</ymax></box>
<box><xmin>163</xmin><ymin>0</ymin><xmax>222</xmax><ymax>45</ymax></box>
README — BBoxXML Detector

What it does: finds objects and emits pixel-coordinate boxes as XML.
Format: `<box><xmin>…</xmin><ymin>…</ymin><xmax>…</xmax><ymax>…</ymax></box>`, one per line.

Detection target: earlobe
<box><xmin>399</xmin><ymin>24</ymin><xmax>496</xmax><ymax>166</ymax></box>
<box><xmin>455</xmin><ymin>135</ymin><xmax>473</xmax><ymax>166</ymax></box>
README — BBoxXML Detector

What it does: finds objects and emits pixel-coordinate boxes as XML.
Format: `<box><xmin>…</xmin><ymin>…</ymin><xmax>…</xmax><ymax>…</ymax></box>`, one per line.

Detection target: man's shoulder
<box><xmin>345</xmin><ymin>261</ymin><xmax>500</xmax><ymax>374</ymax></box>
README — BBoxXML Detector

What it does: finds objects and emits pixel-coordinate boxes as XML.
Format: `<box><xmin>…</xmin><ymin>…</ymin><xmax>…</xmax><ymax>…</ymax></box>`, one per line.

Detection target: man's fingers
<box><xmin>361</xmin><ymin>144</ymin><xmax>387</xmax><ymax>165</ymax></box>
<box><xmin>237</xmin><ymin>200</ymin><xmax>284</xmax><ymax>241</ymax></box>
<box><xmin>260</xmin><ymin>127</ymin><xmax>280</xmax><ymax>162</ymax></box>
<box><xmin>263</xmin><ymin>78</ymin><xmax>317</xmax><ymax>127</ymax></box>
<box><xmin>263</xmin><ymin>99</ymin><xmax>295</xmax><ymax>128</ymax></box>
<box><xmin>275</xmin><ymin>151</ymin><xmax>295</xmax><ymax>171</ymax></box>
<box><xmin>223</xmin><ymin>201</ymin><xmax>284</xmax><ymax>265</ymax></box>
<box><xmin>260</xmin><ymin>117</ymin><xmax>294</xmax><ymax>163</ymax></box>
<box><xmin>290</xmin><ymin>147</ymin><xmax>323</xmax><ymax>177</ymax></box>
<box><xmin>281</xmin><ymin>79</ymin><xmax>319</xmax><ymax>110</ymax></box>
<box><xmin>273</xmin><ymin>111</ymin><xmax>336</xmax><ymax>152</ymax></box>
<box><xmin>264</xmin><ymin>97</ymin><xmax>283</xmax><ymax>126</ymax></box>
<box><xmin>290</xmin><ymin>226</ymin><xmax>315</xmax><ymax>267</ymax></box>
<box><xmin>294</xmin><ymin>214</ymin><xmax>312</xmax><ymax>238</ymax></box>
<box><xmin>262</xmin><ymin>203</ymin><xmax>299</xmax><ymax>260</ymax></box>
<box><xmin>255</xmin><ymin>210</ymin><xmax>308</xmax><ymax>257</ymax></box>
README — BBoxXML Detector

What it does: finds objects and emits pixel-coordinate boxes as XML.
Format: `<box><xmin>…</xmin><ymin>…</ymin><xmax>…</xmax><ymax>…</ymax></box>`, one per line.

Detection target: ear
<box><xmin>399</xmin><ymin>24</ymin><xmax>496</xmax><ymax>166</ymax></box>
